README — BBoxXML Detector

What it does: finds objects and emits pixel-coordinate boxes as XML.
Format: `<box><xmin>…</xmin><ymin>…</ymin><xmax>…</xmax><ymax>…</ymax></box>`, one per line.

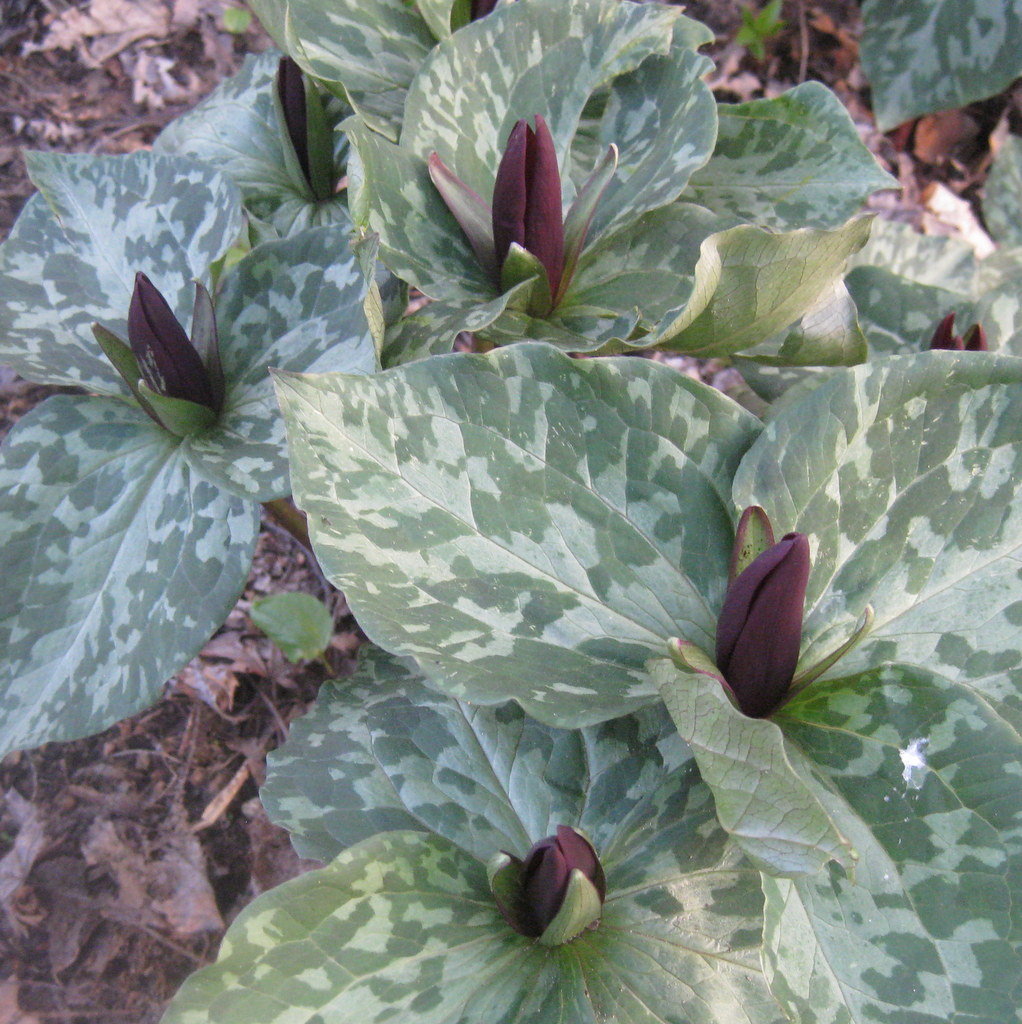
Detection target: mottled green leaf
<box><xmin>164</xmin><ymin>825</ymin><xmax>779</xmax><ymax>1024</ymax></box>
<box><xmin>731</xmin><ymin>354</ymin><xmax>1022</xmax><ymax>732</ymax></box>
<box><xmin>246</xmin><ymin>0</ymin><xmax>435</xmax><ymax>140</ymax></box>
<box><xmin>0</xmin><ymin>151</ymin><xmax>242</xmax><ymax>393</ymax></box>
<box><xmin>250</xmin><ymin>592</ymin><xmax>333</xmax><ymax>661</ymax></box>
<box><xmin>183</xmin><ymin>224</ymin><xmax>378</xmax><ymax>500</ymax></box>
<box><xmin>276</xmin><ymin>345</ymin><xmax>761</xmax><ymax>727</ymax></box>
<box><xmin>976</xmin><ymin>268</ymin><xmax>1022</xmax><ymax>357</ymax></box>
<box><xmin>846</xmin><ymin>265</ymin><xmax>975</xmax><ymax>356</ymax></box>
<box><xmin>652</xmin><ymin>217</ymin><xmax>872</xmax><ymax>357</ymax></box>
<box><xmin>985</xmin><ymin>135</ymin><xmax>1022</xmax><ymax>248</ymax></box>
<box><xmin>847</xmin><ymin>217</ymin><xmax>979</xmax><ymax>294</ymax></box>
<box><xmin>179</xmin><ymin>648</ymin><xmax>780</xmax><ymax>1023</ymax></box>
<box><xmin>764</xmin><ymin>664</ymin><xmax>1022</xmax><ymax>1022</ymax></box>
<box><xmin>655</xmin><ymin>658</ymin><xmax>855</xmax><ymax>877</ymax></box>
<box><xmin>0</xmin><ymin>397</ymin><xmax>258</xmax><ymax>757</ymax></box>
<box><xmin>689</xmin><ymin>83</ymin><xmax>897</xmax><ymax>231</ymax></box>
<box><xmin>155</xmin><ymin>51</ymin><xmax>351</xmax><ymax>238</ymax></box>
<box><xmin>860</xmin><ymin>0</ymin><xmax>1022</xmax><ymax>131</ymax></box>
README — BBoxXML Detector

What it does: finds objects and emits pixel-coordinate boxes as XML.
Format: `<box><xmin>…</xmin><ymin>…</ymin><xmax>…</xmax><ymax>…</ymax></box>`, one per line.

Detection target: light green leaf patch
<box><xmin>276</xmin><ymin>345</ymin><xmax>761</xmax><ymax>727</ymax></box>
<box><xmin>765</xmin><ymin>664</ymin><xmax>1022</xmax><ymax>1022</ymax></box>
<box><xmin>0</xmin><ymin>151</ymin><xmax>242</xmax><ymax>393</ymax></box>
<box><xmin>172</xmin><ymin>648</ymin><xmax>780</xmax><ymax>1024</ymax></box>
<box><xmin>688</xmin><ymin>83</ymin><xmax>897</xmax><ymax>231</ymax></box>
<box><xmin>155</xmin><ymin>51</ymin><xmax>351</xmax><ymax>239</ymax></box>
<box><xmin>860</xmin><ymin>0</ymin><xmax>1022</xmax><ymax>131</ymax></box>
<box><xmin>0</xmin><ymin>397</ymin><xmax>258</xmax><ymax>758</ymax></box>
<box><xmin>732</xmin><ymin>353</ymin><xmax>1022</xmax><ymax>732</ymax></box>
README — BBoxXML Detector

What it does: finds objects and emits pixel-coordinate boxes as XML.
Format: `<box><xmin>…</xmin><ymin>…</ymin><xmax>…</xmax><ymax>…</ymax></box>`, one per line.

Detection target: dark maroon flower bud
<box><xmin>128</xmin><ymin>272</ymin><xmax>220</xmax><ymax>413</ymax></box>
<box><xmin>470</xmin><ymin>0</ymin><xmax>500</xmax><ymax>17</ymax></box>
<box><xmin>928</xmin><ymin>311</ymin><xmax>988</xmax><ymax>351</ymax></box>
<box><xmin>277</xmin><ymin>57</ymin><xmax>312</xmax><ymax>188</ymax></box>
<box><xmin>492</xmin><ymin>115</ymin><xmax>565</xmax><ymax>301</ymax></box>
<box><xmin>715</xmin><ymin>532</ymin><xmax>810</xmax><ymax>718</ymax></box>
<box><xmin>489</xmin><ymin>826</ymin><xmax>605</xmax><ymax>943</ymax></box>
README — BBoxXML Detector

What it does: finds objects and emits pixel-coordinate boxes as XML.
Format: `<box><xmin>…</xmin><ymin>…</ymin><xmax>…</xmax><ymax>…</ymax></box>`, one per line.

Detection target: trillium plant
<box><xmin>2</xmin><ymin>0</ymin><xmax>1022</xmax><ymax>1021</ymax></box>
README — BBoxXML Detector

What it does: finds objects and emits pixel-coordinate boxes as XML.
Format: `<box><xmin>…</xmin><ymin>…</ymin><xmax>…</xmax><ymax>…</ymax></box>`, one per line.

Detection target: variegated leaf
<box><xmin>860</xmin><ymin>0</ymin><xmax>1022</xmax><ymax>131</ymax></box>
<box><xmin>163</xmin><ymin>827</ymin><xmax>779</xmax><ymax>1024</ymax></box>
<box><xmin>985</xmin><ymin>135</ymin><xmax>1022</xmax><ymax>248</ymax></box>
<box><xmin>276</xmin><ymin>345</ymin><xmax>761</xmax><ymax>727</ymax></box>
<box><xmin>688</xmin><ymin>83</ymin><xmax>896</xmax><ymax>231</ymax></box>
<box><xmin>654</xmin><ymin>659</ymin><xmax>855</xmax><ymax>878</ymax></box>
<box><xmin>264</xmin><ymin>646</ymin><xmax>689</xmax><ymax>863</ymax></box>
<box><xmin>155</xmin><ymin>51</ymin><xmax>351</xmax><ymax>238</ymax></box>
<box><xmin>652</xmin><ymin>217</ymin><xmax>872</xmax><ymax>356</ymax></box>
<box><xmin>846</xmin><ymin>266</ymin><xmax>975</xmax><ymax>355</ymax></box>
<box><xmin>976</xmin><ymin>269</ymin><xmax>1022</xmax><ymax>357</ymax></box>
<box><xmin>764</xmin><ymin>664</ymin><xmax>1022</xmax><ymax>1022</ymax></box>
<box><xmin>174</xmin><ymin>648</ymin><xmax>781</xmax><ymax>1024</ymax></box>
<box><xmin>0</xmin><ymin>151</ymin><xmax>242</xmax><ymax>393</ymax></box>
<box><xmin>731</xmin><ymin>354</ymin><xmax>1022</xmax><ymax>732</ymax></box>
<box><xmin>182</xmin><ymin>225</ymin><xmax>378</xmax><ymax>500</ymax></box>
<box><xmin>400</xmin><ymin>0</ymin><xmax>682</xmax><ymax>200</ymax></box>
<box><xmin>0</xmin><ymin>397</ymin><xmax>258</xmax><ymax>757</ymax></box>
<box><xmin>847</xmin><ymin>217</ymin><xmax>979</xmax><ymax>294</ymax></box>
<box><xmin>246</xmin><ymin>0</ymin><xmax>435</xmax><ymax>140</ymax></box>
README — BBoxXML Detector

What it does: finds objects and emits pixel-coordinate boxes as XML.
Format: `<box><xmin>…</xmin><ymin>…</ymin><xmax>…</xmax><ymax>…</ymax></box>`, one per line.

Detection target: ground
<box><xmin>0</xmin><ymin>1</ymin><xmax>1015</xmax><ymax>1020</ymax></box>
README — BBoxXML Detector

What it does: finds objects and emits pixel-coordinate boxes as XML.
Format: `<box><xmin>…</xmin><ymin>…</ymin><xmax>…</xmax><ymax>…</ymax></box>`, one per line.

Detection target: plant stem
<box><xmin>262</xmin><ymin>497</ymin><xmax>312</xmax><ymax>552</ymax></box>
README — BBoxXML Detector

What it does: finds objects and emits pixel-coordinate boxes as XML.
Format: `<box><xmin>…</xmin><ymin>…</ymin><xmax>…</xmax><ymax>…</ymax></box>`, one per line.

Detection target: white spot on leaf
<box><xmin>899</xmin><ymin>737</ymin><xmax>929</xmax><ymax>789</ymax></box>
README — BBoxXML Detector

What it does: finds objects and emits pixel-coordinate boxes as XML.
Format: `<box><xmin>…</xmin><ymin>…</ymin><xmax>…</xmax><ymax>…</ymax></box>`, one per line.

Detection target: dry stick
<box><xmin>797</xmin><ymin>0</ymin><xmax>810</xmax><ymax>84</ymax></box>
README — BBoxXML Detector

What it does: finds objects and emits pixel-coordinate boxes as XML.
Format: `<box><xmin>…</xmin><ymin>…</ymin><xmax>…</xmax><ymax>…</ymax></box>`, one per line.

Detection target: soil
<box><xmin>0</xmin><ymin>1</ymin><xmax>1017</xmax><ymax>1021</ymax></box>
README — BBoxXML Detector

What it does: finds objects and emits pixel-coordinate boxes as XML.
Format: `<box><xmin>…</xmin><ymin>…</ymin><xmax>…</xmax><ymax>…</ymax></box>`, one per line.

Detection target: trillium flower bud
<box><xmin>129</xmin><ymin>272</ymin><xmax>221</xmax><ymax>414</ymax></box>
<box><xmin>715</xmin><ymin>531</ymin><xmax>811</xmax><ymax>718</ymax></box>
<box><xmin>470</xmin><ymin>0</ymin><xmax>500</xmax><ymax>18</ymax></box>
<box><xmin>429</xmin><ymin>114</ymin><xmax>616</xmax><ymax>316</ymax></box>
<box><xmin>491</xmin><ymin>115</ymin><xmax>565</xmax><ymax>303</ymax></box>
<box><xmin>275</xmin><ymin>57</ymin><xmax>336</xmax><ymax>202</ymax></box>
<box><xmin>928</xmin><ymin>311</ymin><xmax>988</xmax><ymax>351</ymax></box>
<box><xmin>488</xmin><ymin>826</ymin><xmax>606</xmax><ymax>945</ymax></box>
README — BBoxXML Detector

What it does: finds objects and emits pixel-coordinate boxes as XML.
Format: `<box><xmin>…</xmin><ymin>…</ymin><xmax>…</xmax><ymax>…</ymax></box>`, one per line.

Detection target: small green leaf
<box><xmin>221</xmin><ymin>6</ymin><xmax>252</xmax><ymax>33</ymax></box>
<box><xmin>135</xmin><ymin>381</ymin><xmax>218</xmax><ymax>437</ymax></box>
<box><xmin>250</xmin><ymin>592</ymin><xmax>333</xmax><ymax>661</ymax></box>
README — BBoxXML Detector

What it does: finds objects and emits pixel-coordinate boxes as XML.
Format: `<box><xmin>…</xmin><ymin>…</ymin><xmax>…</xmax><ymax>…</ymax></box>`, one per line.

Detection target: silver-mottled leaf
<box><xmin>155</xmin><ymin>51</ymin><xmax>351</xmax><ymax>238</ymax></box>
<box><xmin>846</xmin><ymin>265</ymin><xmax>975</xmax><ymax>356</ymax></box>
<box><xmin>247</xmin><ymin>0</ymin><xmax>435</xmax><ymax>140</ymax></box>
<box><xmin>985</xmin><ymin>135</ymin><xmax>1022</xmax><ymax>248</ymax></box>
<box><xmin>847</xmin><ymin>217</ymin><xmax>979</xmax><ymax>293</ymax></box>
<box><xmin>765</xmin><ymin>664</ymin><xmax>1022</xmax><ymax>1022</ymax></box>
<box><xmin>183</xmin><ymin>225</ymin><xmax>378</xmax><ymax>500</ymax></box>
<box><xmin>0</xmin><ymin>396</ymin><xmax>258</xmax><ymax>757</ymax></box>
<box><xmin>162</xmin><ymin>827</ymin><xmax>779</xmax><ymax>1024</ymax></box>
<box><xmin>731</xmin><ymin>354</ymin><xmax>1022</xmax><ymax>731</ymax></box>
<box><xmin>276</xmin><ymin>345</ymin><xmax>761</xmax><ymax>727</ymax></box>
<box><xmin>0</xmin><ymin>151</ymin><xmax>242</xmax><ymax>393</ymax></box>
<box><xmin>860</xmin><ymin>0</ymin><xmax>1022</xmax><ymax>131</ymax></box>
<box><xmin>688</xmin><ymin>83</ymin><xmax>897</xmax><ymax>231</ymax></box>
<box><xmin>181</xmin><ymin>648</ymin><xmax>781</xmax><ymax>1022</ymax></box>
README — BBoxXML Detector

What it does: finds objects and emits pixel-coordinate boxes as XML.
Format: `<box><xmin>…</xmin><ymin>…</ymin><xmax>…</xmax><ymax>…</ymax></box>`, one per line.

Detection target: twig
<box><xmin>797</xmin><ymin>0</ymin><xmax>810</xmax><ymax>83</ymax></box>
